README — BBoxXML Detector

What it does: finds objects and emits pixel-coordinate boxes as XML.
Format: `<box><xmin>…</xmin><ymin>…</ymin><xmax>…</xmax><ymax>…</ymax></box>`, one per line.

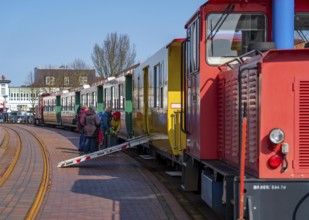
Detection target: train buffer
<box><xmin>57</xmin><ymin>136</ymin><xmax>149</xmax><ymax>168</ymax></box>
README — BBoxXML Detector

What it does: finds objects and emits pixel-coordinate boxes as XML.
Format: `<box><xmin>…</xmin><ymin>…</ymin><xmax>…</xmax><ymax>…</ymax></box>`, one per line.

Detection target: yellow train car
<box><xmin>132</xmin><ymin>39</ymin><xmax>186</xmax><ymax>157</ymax></box>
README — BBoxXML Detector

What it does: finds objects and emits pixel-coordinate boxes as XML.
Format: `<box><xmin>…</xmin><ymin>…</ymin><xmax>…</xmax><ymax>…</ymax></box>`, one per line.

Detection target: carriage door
<box><xmin>185</xmin><ymin>17</ymin><xmax>200</xmax><ymax>152</ymax></box>
<box><xmin>143</xmin><ymin>66</ymin><xmax>150</xmax><ymax>134</ymax></box>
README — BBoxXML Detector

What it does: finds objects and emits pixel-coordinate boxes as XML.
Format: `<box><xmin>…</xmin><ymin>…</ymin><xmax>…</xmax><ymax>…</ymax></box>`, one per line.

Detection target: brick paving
<box><xmin>29</xmin><ymin>127</ymin><xmax>191</xmax><ymax>220</ymax></box>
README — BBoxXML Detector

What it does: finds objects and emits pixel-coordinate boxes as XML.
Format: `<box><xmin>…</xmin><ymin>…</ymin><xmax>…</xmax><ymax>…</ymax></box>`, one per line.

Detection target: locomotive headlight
<box><xmin>269</xmin><ymin>128</ymin><xmax>285</xmax><ymax>144</ymax></box>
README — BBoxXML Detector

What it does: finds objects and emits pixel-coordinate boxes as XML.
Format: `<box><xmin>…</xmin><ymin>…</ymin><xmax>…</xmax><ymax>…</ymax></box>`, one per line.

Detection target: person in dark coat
<box><xmin>77</xmin><ymin>105</ymin><xmax>88</xmax><ymax>151</ymax></box>
<box><xmin>83</xmin><ymin>106</ymin><xmax>100</xmax><ymax>153</ymax></box>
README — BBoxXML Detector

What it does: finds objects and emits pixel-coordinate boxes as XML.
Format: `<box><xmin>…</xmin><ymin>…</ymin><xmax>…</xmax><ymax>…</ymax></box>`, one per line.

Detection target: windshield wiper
<box><xmin>207</xmin><ymin>4</ymin><xmax>235</xmax><ymax>40</ymax></box>
<box><xmin>295</xmin><ymin>18</ymin><xmax>308</xmax><ymax>42</ymax></box>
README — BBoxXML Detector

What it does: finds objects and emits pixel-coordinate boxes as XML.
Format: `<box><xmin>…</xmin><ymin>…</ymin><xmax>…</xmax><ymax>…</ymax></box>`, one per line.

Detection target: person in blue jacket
<box><xmin>100</xmin><ymin>106</ymin><xmax>112</xmax><ymax>148</ymax></box>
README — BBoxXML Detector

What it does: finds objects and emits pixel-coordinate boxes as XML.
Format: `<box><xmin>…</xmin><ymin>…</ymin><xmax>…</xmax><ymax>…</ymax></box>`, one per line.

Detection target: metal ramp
<box><xmin>57</xmin><ymin>136</ymin><xmax>149</xmax><ymax>168</ymax></box>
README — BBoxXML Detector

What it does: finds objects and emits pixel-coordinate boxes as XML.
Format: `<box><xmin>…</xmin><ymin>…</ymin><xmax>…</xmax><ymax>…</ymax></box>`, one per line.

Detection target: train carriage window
<box><xmin>115</xmin><ymin>85</ymin><xmax>119</xmax><ymax>109</ymax></box>
<box><xmin>160</xmin><ymin>62</ymin><xmax>164</xmax><ymax>108</ymax></box>
<box><xmin>119</xmin><ymin>84</ymin><xmax>124</xmax><ymax>109</ymax></box>
<box><xmin>89</xmin><ymin>92</ymin><xmax>93</xmax><ymax>107</ymax></box>
<box><xmin>103</xmin><ymin>88</ymin><xmax>107</xmax><ymax>109</ymax></box>
<box><xmin>67</xmin><ymin>96</ymin><xmax>71</xmax><ymax>111</ymax></box>
<box><xmin>92</xmin><ymin>92</ymin><xmax>96</xmax><ymax>108</ymax></box>
<box><xmin>111</xmin><ymin>87</ymin><xmax>115</xmax><ymax>109</ymax></box>
<box><xmin>206</xmin><ymin>13</ymin><xmax>266</xmax><ymax>65</ymax></box>
<box><xmin>106</xmin><ymin>88</ymin><xmax>111</xmax><ymax>108</ymax></box>
<box><xmin>62</xmin><ymin>97</ymin><xmax>65</xmax><ymax>111</ymax></box>
<box><xmin>64</xmin><ymin>97</ymin><xmax>66</xmax><ymax>111</ymax></box>
<box><xmin>154</xmin><ymin>65</ymin><xmax>158</xmax><ymax>108</ymax></box>
<box><xmin>153</xmin><ymin>63</ymin><xmax>164</xmax><ymax>108</ymax></box>
<box><xmin>67</xmin><ymin>96</ymin><xmax>70</xmax><ymax>111</ymax></box>
<box><xmin>86</xmin><ymin>93</ymin><xmax>89</xmax><ymax>106</ymax></box>
<box><xmin>137</xmin><ymin>76</ymin><xmax>140</xmax><ymax>110</ymax></box>
<box><xmin>82</xmin><ymin>94</ymin><xmax>88</xmax><ymax>106</ymax></box>
<box><xmin>53</xmin><ymin>99</ymin><xmax>56</xmax><ymax>112</ymax></box>
<box><xmin>71</xmin><ymin>95</ymin><xmax>75</xmax><ymax>111</ymax></box>
<box><xmin>81</xmin><ymin>94</ymin><xmax>85</xmax><ymax>105</ymax></box>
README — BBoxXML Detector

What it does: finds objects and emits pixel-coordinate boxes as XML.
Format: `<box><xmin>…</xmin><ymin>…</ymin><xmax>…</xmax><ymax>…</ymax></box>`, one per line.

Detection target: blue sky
<box><xmin>0</xmin><ymin>0</ymin><xmax>205</xmax><ymax>86</ymax></box>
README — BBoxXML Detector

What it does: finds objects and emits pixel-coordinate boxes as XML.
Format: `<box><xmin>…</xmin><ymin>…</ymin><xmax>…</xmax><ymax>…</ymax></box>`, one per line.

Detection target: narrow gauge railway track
<box><xmin>0</xmin><ymin>125</ymin><xmax>216</xmax><ymax>219</ymax></box>
<box><xmin>0</xmin><ymin>125</ymin><xmax>51</xmax><ymax>220</ymax></box>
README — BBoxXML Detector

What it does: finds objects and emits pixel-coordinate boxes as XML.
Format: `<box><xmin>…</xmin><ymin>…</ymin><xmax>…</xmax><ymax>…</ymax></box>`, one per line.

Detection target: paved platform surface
<box><xmin>34</xmin><ymin>127</ymin><xmax>191</xmax><ymax>220</ymax></box>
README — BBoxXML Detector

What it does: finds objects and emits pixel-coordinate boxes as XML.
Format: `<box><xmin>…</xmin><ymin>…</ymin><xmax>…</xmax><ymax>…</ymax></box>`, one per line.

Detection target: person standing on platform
<box><xmin>96</xmin><ymin>110</ymin><xmax>104</xmax><ymax>148</ymax></box>
<box><xmin>109</xmin><ymin>111</ymin><xmax>121</xmax><ymax>146</ymax></box>
<box><xmin>77</xmin><ymin>105</ymin><xmax>88</xmax><ymax>151</ymax></box>
<box><xmin>100</xmin><ymin>106</ymin><xmax>112</xmax><ymax>148</ymax></box>
<box><xmin>83</xmin><ymin>106</ymin><xmax>100</xmax><ymax>154</ymax></box>
<box><xmin>111</xmin><ymin>111</ymin><xmax>121</xmax><ymax>135</ymax></box>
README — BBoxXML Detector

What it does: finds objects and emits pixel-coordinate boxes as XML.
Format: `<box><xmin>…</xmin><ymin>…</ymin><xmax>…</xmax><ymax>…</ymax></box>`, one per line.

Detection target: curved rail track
<box><xmin>0</xmin><ymin>125</ymin><xmax>51</xmax><ymax>219</ymax></box>
<box><xmin>0</xmin><ymin>125</ymin><xmax>215</xmax><ymax>220</ymax></box>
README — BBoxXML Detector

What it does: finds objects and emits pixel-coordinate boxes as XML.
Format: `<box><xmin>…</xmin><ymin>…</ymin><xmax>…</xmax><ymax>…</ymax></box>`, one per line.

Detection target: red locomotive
<box><xmin>35</xmin><ymin>0</ymin><xmax>309</xmax><ymax>219</ymax></box>
<box><xmin>182</xmin><ymin>0</ymin><xmax>309</xmax><ymax>219</ymax></box>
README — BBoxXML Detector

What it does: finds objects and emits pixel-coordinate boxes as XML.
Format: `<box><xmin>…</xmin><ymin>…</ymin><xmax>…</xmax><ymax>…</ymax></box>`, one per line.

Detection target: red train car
<box><xmin>181</xmin><ymin>0</ymin><xmax>309</xmax><ymax>219</ymax></box>
<box><xmin>34</xmin><ymin>93</ymin><xmax>50</xmax><ymax>125</ymax></box>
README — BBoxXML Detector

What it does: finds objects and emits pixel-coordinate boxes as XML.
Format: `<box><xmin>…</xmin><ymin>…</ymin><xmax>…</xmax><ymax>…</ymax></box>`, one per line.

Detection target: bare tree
<box><xmin>69</xmin><ymin>59</ymin><xmax>89</xmax><ymax>87</ymax></box>
<box><xmin>70</xmin><ymin>59</ymin><xmax>88</xmax><ymax>69</ymax></box>
<box><xmin>24</xmin><ymin>71</ymin><xmax>40</xmax><ymax>116</ymax></box>
<box><xmin>92</xmin><ymin>32</ymin><xmax>136</xmax><ymax>79</ymax></box>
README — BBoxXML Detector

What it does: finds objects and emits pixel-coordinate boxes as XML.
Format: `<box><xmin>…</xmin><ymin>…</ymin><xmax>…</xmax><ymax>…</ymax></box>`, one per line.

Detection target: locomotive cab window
<box><xmin>185</xmin><ymin>17</ymin><xmax>200</xmax><ymax>75</ymax></box>
<box><xmin>206</xmin><ymin>13</ymin><xmax>266</xmax><ymax>65</ymax></box>
<box><xmin>295</xmin><ymin>14</ymin><xmax>309</xmax><ymax>46</ymax></box>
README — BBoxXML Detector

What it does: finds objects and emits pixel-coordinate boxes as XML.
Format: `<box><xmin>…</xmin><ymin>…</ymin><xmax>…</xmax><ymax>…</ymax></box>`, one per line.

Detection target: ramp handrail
<box><xmin>57</xmin><ymin>136</ymin><xmax>149</xmax><ymax>168</ymax></box>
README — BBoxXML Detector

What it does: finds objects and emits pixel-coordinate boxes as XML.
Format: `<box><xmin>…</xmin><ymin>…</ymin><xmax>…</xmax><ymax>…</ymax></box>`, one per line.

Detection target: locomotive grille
<box><xmin>217</xmin><ymin>77</ymin><xmax>225</xmax><ymax>159</ymax></box>
<box><xmin>217</xmin><ymin>69</ymin><xmax>258</xmax><ymax>172</ymax></box>
<box><xmin>242</xmin><ymin>71</ymin><xmax>259</xmax><ymax>170</ymax></box>
<box><xmin>298</xmin><ymin>81</ymin><xmax>309</xmax><ymax>169</ymax></box>
<box><xmin>224</xmin><ymin>78</ymin><xmax>239</xmax><ymax>163</ymax></box>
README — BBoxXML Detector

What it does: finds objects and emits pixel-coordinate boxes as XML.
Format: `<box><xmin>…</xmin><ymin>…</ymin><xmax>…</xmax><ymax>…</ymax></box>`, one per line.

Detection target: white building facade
<box><xmin>8</xmin><ymin>87</ymin><xmax>40</xmax><ymax>113</ymax></box>
<box><xmin>0</xmin><ymin>76</ymin><xmax>11</xmax><ymax>113</ymax></box>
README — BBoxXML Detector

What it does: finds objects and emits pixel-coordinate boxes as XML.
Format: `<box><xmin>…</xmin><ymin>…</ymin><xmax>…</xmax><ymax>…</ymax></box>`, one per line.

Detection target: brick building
<box><xmin>34</xmin><ymin>67</ymin><xmax>96</xmax><ymax>88</ymax></box>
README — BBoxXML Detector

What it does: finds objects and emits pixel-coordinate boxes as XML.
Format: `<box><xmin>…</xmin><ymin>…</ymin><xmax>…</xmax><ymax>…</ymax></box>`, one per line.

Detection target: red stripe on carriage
<box><xmin>86</xmin><ymin>156</ymin><xmax>91</xmax><ymax>160</ymax></box>
<box><xmin>121</xmin><ymin>145</ymin><xmax>127</xmax><ymax>150</ymax></box>
<box><xmin>77</xmin><ymin>159</ymin><xmax>81</xmax><ymax>163</ymax></box>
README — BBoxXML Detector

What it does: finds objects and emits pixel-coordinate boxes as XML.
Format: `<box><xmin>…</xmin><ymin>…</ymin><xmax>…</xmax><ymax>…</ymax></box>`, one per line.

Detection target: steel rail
<box><xmin>0</xmin><ymin>126</ymin><xmax>21</xmax><ymax>186</ymax></box>
<box><xmin>20</xmin><ymin>126</ymin><xmax>51</xmax><ymax>220</ymax></box>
